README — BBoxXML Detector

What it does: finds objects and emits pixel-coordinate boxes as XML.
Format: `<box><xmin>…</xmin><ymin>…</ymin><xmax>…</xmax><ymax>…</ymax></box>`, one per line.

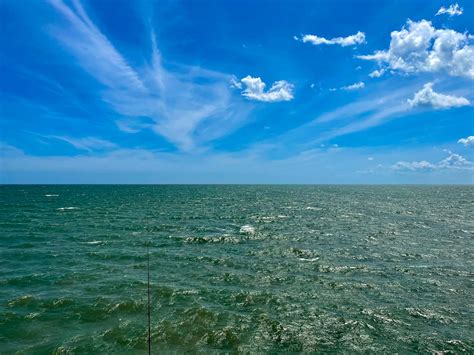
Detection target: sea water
<box><xmin>1</xmin><ymin>185</ymin><xmax>473</xmax><ymax>353</ymax></box>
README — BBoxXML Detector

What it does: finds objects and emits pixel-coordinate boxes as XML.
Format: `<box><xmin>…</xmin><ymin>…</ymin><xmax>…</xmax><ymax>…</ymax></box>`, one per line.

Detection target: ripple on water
<box><xmin>0</xmin><ymin>185</ymin><xmax>472</xmax><ymax>353</ymax></box>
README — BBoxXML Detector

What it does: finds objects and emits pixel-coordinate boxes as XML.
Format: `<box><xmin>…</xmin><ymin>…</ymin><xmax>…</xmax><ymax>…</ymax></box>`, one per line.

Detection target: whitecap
<box><xmin>85</xmin><ymin>241</ymin><xmax>103</xmax><ymax>245</ymax></box>
<box><xmin>57</xmin><ymin>207</ymin><xmax>79</xmax><ymax>211</ymax></box>
<box><xmin>25</xmin><ymin>312</ymin><xmax>40</xmax><ymax>320</ymax></box>
<box><xmin>239</xmin><ymin>225</ymin><xmax>255</xmax><ymax>234</ymax></box>
<box><xmin>298</xmin><ymin>257</ymin><xmax>319</xmax><ymax>262</ymax></box>
<box><xmin>45</xmin><ymin>194</ymin><xmax>59</xmax><ymax>197</ymax></box>
<box><xmin>305</xmin><ymin>206</ymin><xmax>322</xmax><ymax>210</ymax></box>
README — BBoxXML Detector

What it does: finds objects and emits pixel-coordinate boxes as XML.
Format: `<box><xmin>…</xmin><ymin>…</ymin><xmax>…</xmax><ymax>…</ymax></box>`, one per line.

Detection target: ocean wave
<box><xmin>230</xmin><ymin>290</ymin><xmax>281</xmax><ymax>307</ymax></box>
<box><xmin>107</xmin><ymin>299</ymin><xmax>145</xmax><ymax>314</ymax></box>
<box><xmin>362</xmin><ymin>308</ymin><xmax>407</xmax><ymax>325</ymax></box>
<box><xmin>4</xmin><ymin>273</ymin><xmax>48</xmax><ymax>286</ymax></box>
<box><xmin>184</xmin><ymin>235</ymin><xmax>241</xmax><ymax>244</ymax></box>
<box><xmin>255</xmin><ymin>215</ymin><xmax>289</xmax><ymax>222</ymax></box>
<box><xmin>25</xmin><ymin>312</ymin><xmax>41</xmax><ymax>320</ymax></box>
<box><xmin>298</xmin><ymin>257</ymin><xmax>319</xmax><ymax>262</ymax></box>
<box><xmin>317</xmin><ymin>264</ymin><xmax>371</xmax><ymax>274</ymax></box>
<box><xmin>288</xmin><ymin>247</ymin><xmax>319</xmax><ymax>260</ymax></box>
<box><xmin>8</xmin><ymin>295</ymin><xmax>35</xmax><ymax>307</ymax></box>
<box><xmin>406</xmin><ymin>307</ymin><xmax>456</xmax><ymax>324</ymax></box>
<box><xmin>239</xmin><ymin>225</ymin><xmax>255</xmax><ymax>234</ymax></box>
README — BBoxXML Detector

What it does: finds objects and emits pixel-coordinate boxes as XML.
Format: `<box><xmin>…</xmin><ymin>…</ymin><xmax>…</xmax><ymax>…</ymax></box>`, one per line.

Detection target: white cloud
<box><xmin>458</xmin><ymin>136</ymin><xmax>474</xmax><ymax>147</ymax></box>
<box><xmin>341</xmin><ymin>82</ymin><xmax>365</xmax><ymax>91</ymax></box>
<box><xmin>368</xmin><ymin>69</ymin><xmax>385</xmax><ymax>78</ymax></box>
<box><xmin>2</xmin><ymin>141</ymin><xmax>473</xmax><ymax>184</ymax></box>
<box><xmin>297</xmin><ymin>31</ymin><xmax>365</xmax><ymax>47</ymax></box>
<box><xmin>329</xmin><ymin>82</ymin><xmax>365</xmax><ymax>92</ymax></box>
<box><xmin>393</xmin><ymin>152</ymin><xmax>474</xmax><ymax>171</ymax></box>
<box><xmin>230</xmin><ymin>76</ymin><xmax>242</xmax><ymax>89</ymax></box>
<box><xmin>436</xmin><ymin>3</ymin><xmax>463</xmax><ymax>16</ymax></box>
<box><xmin>50</xmin><ymin>136</ymin><xmax>117</xmax><ymax>152</ymax></box>
<box><xmin>288</xmin><ymin>85</ymin><xmax>415</xmax><ymax>145</ymax></box>
<box><xmin>48</xmin><ymin>0</ymin><xmax>251</xmax><ymax>151</ymax></box>
<box><xmin>408</xmin><ymin>83</ymin><xmax>470</xmax><ymax>109</ymax></box>
<box><xmin>357</xmin><ymin>19</ymin><xmax>474</xmax><ymax>79</ymax></box>
<box><xmin>392</xmin><ymin>160</ymin><xmax>436</xmax><ymax>171</ymax></box>
<box><xmin>438</xmin><ymin>152</ymin><xmax>474</xmax><ymax>169</ymax></box>
<box><xmin>115</xmin><ymin>118</ymin><xmax>152</xmax><ymax>134</ymax></box>
<box><xmin>0</xmin><ymin>143</ymin><xmax>24</xmax><ymax>157</ymax></box>
<box><xmin>237</xmin><ymin>76</ymin><xmax>294</xmax><ymax>102</ymax></box>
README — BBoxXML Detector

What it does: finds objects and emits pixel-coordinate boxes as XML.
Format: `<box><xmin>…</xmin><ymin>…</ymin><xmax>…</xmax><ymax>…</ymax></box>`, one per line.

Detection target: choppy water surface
<box><xmin>1</xmin><ymin>185</ymin><xmax>473</xmax><ymax>353</ymax></box>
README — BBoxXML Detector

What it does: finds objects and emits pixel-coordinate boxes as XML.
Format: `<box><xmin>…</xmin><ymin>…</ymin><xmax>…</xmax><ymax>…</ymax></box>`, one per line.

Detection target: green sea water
<box><xmin>1</xmin><ymin>185</ymin><xmax>473</xmax><ymax>353</ymax></box>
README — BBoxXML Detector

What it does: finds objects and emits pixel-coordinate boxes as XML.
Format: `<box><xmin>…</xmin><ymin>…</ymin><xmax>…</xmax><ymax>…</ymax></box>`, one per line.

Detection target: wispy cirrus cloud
<box><xmin>254</xmin><ymin>84</ymin><xmax>415</xmax><ymax>153</ymax></box>
<box><xmin>311</xmin><ymin>85</ymin><xmax>413</xmax><ymax>126</ymax></box>
<box><xmin>296</xmin><ymin>31</ymin><xmax>365</xmax><ymax>47</ymax></box>
<box><xmin>48</xmin><ymin>0</ymin><xmax>145</xmax><ymax>91</ymax></box>
<box><xmin>0</xmin><ymin>143</ymin><xmax>24</xmax><ymax>157</ymax></box>
<box><xmin>47</xmin><ymin>0</ymin><xmax>251</xmax><ymax>151</ymax></box>
<box><xmin>49</xmin><ymin>135</ymin><xmax>117</xmax><ymax>152</ymax></box>
<box><xmin>408</xmin><ymin>83</ymin><xmax>470</xmax><ymax>109</ymax></box>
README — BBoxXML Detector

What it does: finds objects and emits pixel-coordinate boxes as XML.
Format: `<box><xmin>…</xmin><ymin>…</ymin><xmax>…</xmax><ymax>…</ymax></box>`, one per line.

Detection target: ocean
<box><xmin>1</xmin><ymin>185</ymin><xmax>473</xmax><ymax>353</ymax></box>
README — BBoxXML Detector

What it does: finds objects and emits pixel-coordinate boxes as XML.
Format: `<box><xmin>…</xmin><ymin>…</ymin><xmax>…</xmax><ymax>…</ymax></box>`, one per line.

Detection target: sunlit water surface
<box><xmin>1</xmin><ymin>185</ymin><xmax>473</xmax><ymax>353</ymax></box>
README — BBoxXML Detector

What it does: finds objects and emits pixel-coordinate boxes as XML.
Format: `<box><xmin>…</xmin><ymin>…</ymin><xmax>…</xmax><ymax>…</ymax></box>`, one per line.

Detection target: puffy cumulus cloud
<box><xmin>357</xmin><ymin>20</ymin><xmax>474</xmax><ymax>79</ymax></box>
<box><xmin>408</xmin><ymin>83</ymin><xmax>470</xmax><ymax>109</ymax></box>
<box><xmin>297</xmin><ymin>31</ymin><xmax>365</xmax><ymax>47</ymax></box>
<box><xmin>438</xmin><ymin>153</ymin><xmax>474</xmax><ymax>169</ymax></box>
<box><xmin>458</xmin><ymin>136</ymin><xmax>474</xmax><ymax>147</ymax></box>
<box><xmin>235</xmin><ymin>76</ymin><xmax>294</xmax><ymax>102</ymax></box>
<box><xmin>330</xmin><ymin>82</ymin><xmax>365</xmax><ymax>92</ymax></box>
<box><xmin>393</xmin><ymin>152</ymin><xmax>474</xmax><ymax>171</ymax></box>
<box><xmin>368</xmin><ymin>69</ymin><xmax>385</xmax><ymax>78</ymax></box>
<box><xmin>341</xmin><ymin>82</ymin><xmax>365</xmax><ymax>91</ymax></box>
<box><xmin>436</xmin><ymin>3</ymin><xmax>463</xmax><ymax>16</ymax></box>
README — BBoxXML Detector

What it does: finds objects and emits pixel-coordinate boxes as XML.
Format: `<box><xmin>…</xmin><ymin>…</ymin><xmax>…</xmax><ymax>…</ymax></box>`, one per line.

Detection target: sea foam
<box><xmin>239</xmin><ymin>225</ymin><xmax>255</xmax><ymax>234</ymax></box>
<box><xmin>57</xmin><ymin>207</ymin><xmax>79</xmax><ymax>211</ymax></box>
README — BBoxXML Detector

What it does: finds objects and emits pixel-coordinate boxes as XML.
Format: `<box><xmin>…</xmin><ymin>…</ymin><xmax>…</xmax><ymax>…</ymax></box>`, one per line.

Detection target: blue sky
<box><xmin>0</xmin><ymin>0</ymin><xmax>473</xmax><ymax>183</ymax></box>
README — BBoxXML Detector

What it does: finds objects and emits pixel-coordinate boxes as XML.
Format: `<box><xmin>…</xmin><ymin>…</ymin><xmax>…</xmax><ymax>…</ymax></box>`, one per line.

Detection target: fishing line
<box><xmin>147</xmin><ymin>243</ymin><xmax>151</xmax><ymax>355</ymax></box>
